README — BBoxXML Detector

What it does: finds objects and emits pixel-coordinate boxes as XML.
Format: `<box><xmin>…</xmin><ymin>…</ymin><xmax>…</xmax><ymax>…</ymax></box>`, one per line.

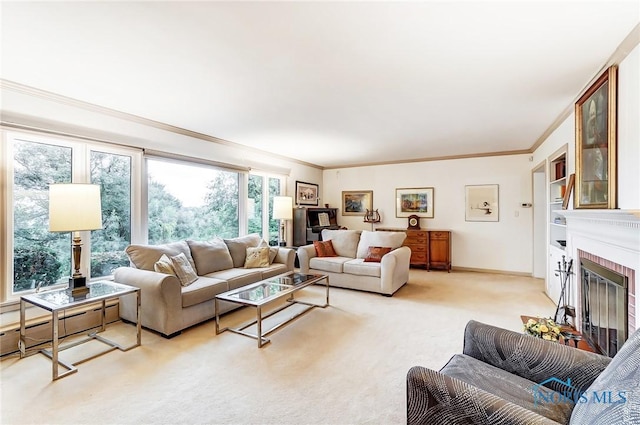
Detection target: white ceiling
<box><xmin>1</xmin><ymin>1</ymin><xmax>639</xmax><ymax>168</ymax></box>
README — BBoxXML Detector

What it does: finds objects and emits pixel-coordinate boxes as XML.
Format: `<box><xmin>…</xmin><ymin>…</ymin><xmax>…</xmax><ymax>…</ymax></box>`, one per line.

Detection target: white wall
<box><xmin>323</xmin><ymin>154</ymin><xmax>534</xmax><ymax>274</ymax></box>
<box><xmin>617</xmin><ymin>44</ymin><xmax>640</xmax><ymax>209</ymax></box>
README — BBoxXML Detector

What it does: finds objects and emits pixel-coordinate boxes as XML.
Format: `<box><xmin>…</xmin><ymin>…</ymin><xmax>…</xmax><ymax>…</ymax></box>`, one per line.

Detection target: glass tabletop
<box><xmin>218</xmin><ymin>273</ymin><xmax>326</xmax><ymax>305</ymax></box>
<box><xmin>230</xmin><ymin>283</ymin><xmax>290</xmax><ymax>302</ymax></box>
<box><xmin>21</xmin><ymin>281</ymin><xmax>137</xmax><ymax>310</ymax></box>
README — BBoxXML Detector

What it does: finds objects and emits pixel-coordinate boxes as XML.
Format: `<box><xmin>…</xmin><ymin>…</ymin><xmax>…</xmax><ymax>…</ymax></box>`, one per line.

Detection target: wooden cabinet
<box><xmin>378</xmin><ymin>228</ymin><xmax>451</xmax><ymax>271</ymax></box>
<box><xmin>428</xmin><ymin>230</ymin><xmax>451</xmax><ymax>272</ymax></box>
<box><xmin>405</xmin><ymin>230</ymin><xmax>429</xmax><ymax>268</ymax></box>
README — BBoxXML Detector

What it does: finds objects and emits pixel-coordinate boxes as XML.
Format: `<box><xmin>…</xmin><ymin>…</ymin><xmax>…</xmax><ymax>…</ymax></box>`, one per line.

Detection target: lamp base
<box><xmin>279</xmin><ymin>241</ymin><xmax>287</xmax><ymax>247</ymax></box>
<box><xmin>67</xmin><ymin>277</ymin><xmax>89</xmax><ymax>297</ymax></box>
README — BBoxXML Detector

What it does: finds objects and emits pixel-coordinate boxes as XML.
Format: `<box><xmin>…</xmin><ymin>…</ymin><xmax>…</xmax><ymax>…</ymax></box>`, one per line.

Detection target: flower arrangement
<box><xmin>524</xmin><ymin>317</ymin><xmax>561</xmax><ymax>341</ymax></box>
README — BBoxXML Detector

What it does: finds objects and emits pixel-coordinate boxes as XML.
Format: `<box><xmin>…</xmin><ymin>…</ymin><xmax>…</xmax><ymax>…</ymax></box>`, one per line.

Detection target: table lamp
<box><xmin>272</xmin><ymin>196</ymin><xmax>293</xmax><ymax>247</ymax></box>
<box><xmin>49</xmin><ymin>183</ymin><xmax>103</xmax><ymax>296</ymax></box>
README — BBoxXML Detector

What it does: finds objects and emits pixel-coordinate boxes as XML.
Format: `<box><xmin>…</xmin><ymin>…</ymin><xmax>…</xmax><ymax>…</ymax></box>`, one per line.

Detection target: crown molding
<box><xmin>0</xmin><ymin>79</ymin><xmax>323</xmax><ymax>171</ymax></box>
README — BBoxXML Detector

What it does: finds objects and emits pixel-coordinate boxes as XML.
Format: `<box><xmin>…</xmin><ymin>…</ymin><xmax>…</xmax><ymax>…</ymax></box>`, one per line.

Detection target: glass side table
<box><xmin>19</xmin><ymin>280</ymin><xmax>141</xmax><ymax>380</ymax></box>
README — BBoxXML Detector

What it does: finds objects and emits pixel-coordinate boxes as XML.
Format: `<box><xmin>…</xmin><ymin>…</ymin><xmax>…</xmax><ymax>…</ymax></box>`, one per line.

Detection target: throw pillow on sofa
<box><xmin>313</xmin><ymin>240</ymin><xmax>337</xmax><ymax>257</ymax></box>
<box><xmin>258</xmin><ymin>239</ymin><xmax>279</xmax><ymax>264</ymax></box>
<box><xmin>154</xmin><ymin>254</ymin><xmax>176</xmax><ymax>275</ymax></box>
<box><xmin>125</xmin><ymin>240</ymin><xmax>197</xmax><ymax>272</ymax></box>
<box><xmin>224</xmin><ymin>233</ymin><xmax>263</xmax><ymax>267</ymax></box>
<box><xmin>356</xmin><ymin>230</ymin><xmax>406</xmax><ymax>259</ymax></box>
<box><xmin>187</xmin><ymin>238</ymin><xmax>234</xmax><ymax>275</ymax></box>
<box><xmin>363</xmin><ymin>246</ymin><xmax>392</xmax><ymax>262</ymax></box>
<box><xmin>244</xmin><ymin>247</ymin><xmax>270</xmax><ymax>268</ymax></box>
<box><xmin>320</xmin><ymin>229</ymin><xmax>361</xmax><ymax>258</ymax></box>
<box><xmin>171</xmin><ymin>252</ymin><xmax>198</xmax><ymax>286</ymax></box>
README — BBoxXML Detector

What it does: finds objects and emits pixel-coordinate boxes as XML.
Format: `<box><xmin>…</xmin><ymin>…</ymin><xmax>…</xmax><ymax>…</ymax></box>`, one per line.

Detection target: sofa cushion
<box><xmin>224</xmin><ymin>233</ymin><xmax>263</xmax><ymax>267</ymax></box>
<box><xmin>441</xmin><ymin>353</ymin><xmax>574</xmax><ymax>424</ymax></box>
<box><xmin>313</xmin><ymin>240</ymin><xmax>337</xmax><ymax>257</ymax></box>
<box><xmin>309</xmin><ymin>256</ymin><xmax>352</xmax><ymax>273</ymax></box>
<box><xmin>126</xmin><ymin>240</ymin><xmax>196</xmax><ymax>272</ymax></box>
<box><xmin>154</xmin><ymin>254</ymin><xmax>176</xmax><ymax>275</ymax></box>
<box><xmin>205</xmin><ymin>268</ymin><xmax>263</xmax><ymax>290</ymax></box>
<box><xmin>321</xmin><ymin>229</ymin><xmax>361</xmax><ymax>258</ymax></box>
<box><xmin>171</xmin><ymin>252</ymin><xmax>199</xmax><ymax>286</ymax></box>
<box><xmin>244</xmin><ymin>247</ymin><xmax>270</xmax><ymax>268</ymax></box>
<box><xmin>181</xmin><ymin>276</ymin><xmax>229</xmax><ymax>308</ymax></box>
<box><xmin>261</xmin><ymin>264</ymin><xmax>289</xmax><ymax>279</ymax></box>
<box><xmin>356</xmin><ymin>230</ymin><xmax>406</xmax><ymax>259</ymax></box>
<box><xmin>363</xmin><ymin>246</ymin><xmax>392</xmax><ymax>262</ymax></box>
<box><xmin>187</xmin><ymin>238</ymin><xmax>234</xmax><ymax>275</ymax></box>
<box><xmin>343</xmin><ymin>259</ymin><xmax>381</xmax><ymax>277</ymax></box>
<box><xmin>569</xmin><ymin>327</ymin><xmax>640</xmax><ymax>424</ymax></box>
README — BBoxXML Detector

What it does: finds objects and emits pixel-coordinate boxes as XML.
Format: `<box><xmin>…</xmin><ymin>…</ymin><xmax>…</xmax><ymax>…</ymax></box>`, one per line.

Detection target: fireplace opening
<box><xmin>581</xmin><ymin>257</ymin><xmax>628</xmax><ymax>357</ymax></box>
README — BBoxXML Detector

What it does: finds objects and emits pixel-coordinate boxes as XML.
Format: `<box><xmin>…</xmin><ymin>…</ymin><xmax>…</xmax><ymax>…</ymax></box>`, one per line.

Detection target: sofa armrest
<box><xmin>297</xmin><ymin>245</ymin><xmax>317</xmax><ymax>273</ymax></box>
<box><xmin>274</xmin><ymin>247</ymin><xmax>295</xmax><ymax>271</ymax></box>
<box><xmin>114</xmin><ymin>267</ymin><xmax>183</xmax><ymax>337</ymax></box>
<box><xmin>379</xmin><ymin>246</ymin><xmax>411</xmax><ymax>295</ymax></box>
<box><xmin>462</xmin><ymin>320</ymin><xmax>611</xmax><ymax>394</ymax></box>
<box><xmin>407</xmin><ymin>366</ymin><xmax>560</xmax><ymax>425</ymax></box>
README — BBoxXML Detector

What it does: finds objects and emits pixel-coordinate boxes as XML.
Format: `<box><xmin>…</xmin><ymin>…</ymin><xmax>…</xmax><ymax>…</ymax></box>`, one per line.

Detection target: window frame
<box><xmin>248</xmin><ymin>171</ymin><xmax>286</xmax><ymax>245</ymax></box>
<box><xmin>1</xmin><ymin>129</ymin><xmax>142</xmax><ymax>304</ymax></box>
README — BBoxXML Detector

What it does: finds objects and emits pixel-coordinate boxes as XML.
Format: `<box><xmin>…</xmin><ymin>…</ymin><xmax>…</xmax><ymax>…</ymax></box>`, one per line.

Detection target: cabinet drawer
<box><xmin>409</xmin><ymin>245</ymin><xmax>427</xmax><ymax>253</ymax></box>
<box><xmin>430</xmin><ymin>231</ymin><xmax>449</xmax><ymax>239</ymax></box>
<box><xmin>407</xmin><ymin>231</ymin><xmax>427</xmax><ymax>238</ymax></box>
<box><xmin>411</xmin><ymin>253</ymin><xmax>427</xmax><ymax>262</ymax></box>
<box><xmin>406</xmin><ymin>237</ymin><xmax>427</xmax><ymax>245</ymax></box>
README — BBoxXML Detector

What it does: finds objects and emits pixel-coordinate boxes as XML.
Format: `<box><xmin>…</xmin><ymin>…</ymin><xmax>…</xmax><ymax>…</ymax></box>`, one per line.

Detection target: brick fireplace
<box><xmin>559</xmin><ymin>210</ymin><xmax>639</xmax><ymax>355</ymax></box>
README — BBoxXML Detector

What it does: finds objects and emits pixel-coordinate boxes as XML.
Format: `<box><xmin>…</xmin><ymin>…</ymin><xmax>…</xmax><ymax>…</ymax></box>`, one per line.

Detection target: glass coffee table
<box><xmin>215</xmin><ymin>272</ymin><xmax>329</xmax><ymax>347</ymax></box>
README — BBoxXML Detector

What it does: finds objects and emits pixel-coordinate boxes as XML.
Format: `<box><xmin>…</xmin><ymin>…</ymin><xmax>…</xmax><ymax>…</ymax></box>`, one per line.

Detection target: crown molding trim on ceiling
<box><xmin>529</xmin><ymin>23</ymin><xmax>640</xmax><ymax>153</ymax></box>
<box><xmin>324</xmin><ymin>148</ymin><xmax>533</xmax><ymax>170</ymax></box>
<box><xmin>0</xmin><ymin>79</ymin><xmax>323</xmax><ymax>170</ymax></box>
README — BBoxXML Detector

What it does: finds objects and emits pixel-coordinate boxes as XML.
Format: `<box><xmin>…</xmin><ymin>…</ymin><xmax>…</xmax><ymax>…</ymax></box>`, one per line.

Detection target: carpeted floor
<box><xmin>0</xmin><ymin>270</ymin><xmax>554</xmax><ymax>425</ymax></box>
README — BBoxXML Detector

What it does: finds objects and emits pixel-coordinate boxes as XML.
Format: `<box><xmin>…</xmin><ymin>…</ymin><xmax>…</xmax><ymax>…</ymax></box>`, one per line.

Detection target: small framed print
<box><xmin>295</xmin><ymin>181</ymin><xmax>319</xmax><ymax>206</ymax></box>
<box><xmin>342</xmin><ymin>190</ymin><xmax>373</xmax><ymax>216</ymax></box>
<box><xmin>395</xmin><ymin>187</ymin><xmax>434</xmax><ymax>218</ymax></box>
<box><xmin>465</xmin><ymin>184</ymin><xmax>499</xmax><ymax>222</ymax></box>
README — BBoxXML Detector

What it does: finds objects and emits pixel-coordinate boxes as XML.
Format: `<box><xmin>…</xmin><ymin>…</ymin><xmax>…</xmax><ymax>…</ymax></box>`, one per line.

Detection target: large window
<box><xmin>12</xmin><ymin>139</ymin><xmax>72</xmax><ymax>292</ymax></box>
<box><xmin>2</xmin><ymin>130</ymin><xmax>286</xmax><ymax>303</ymax></box>
<box><xmin>4</xmin><ymin>132</ymin><xmax>140</xmax><ymax>300</ymax></box>
<box><xmin>147</xmin><ymin>158</ymin><xmax>240</xmax><ymax>244</ymax></box>
<box><xmin>90</xmin><ymin>150</ymin><xmax>133</xmax><ymax>277</ymax></box>
<box><xmin>248</xmin><ymin>173</ymin><xmax>283</xmax><ymax>246</ymax></box>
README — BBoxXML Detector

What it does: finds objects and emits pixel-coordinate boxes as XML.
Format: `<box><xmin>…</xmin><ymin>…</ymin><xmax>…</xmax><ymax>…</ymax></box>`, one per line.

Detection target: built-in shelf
<box><xmin>546</xmin><ymin>145</ymin><xmax>568</xmax><ymax>303</ymax></box>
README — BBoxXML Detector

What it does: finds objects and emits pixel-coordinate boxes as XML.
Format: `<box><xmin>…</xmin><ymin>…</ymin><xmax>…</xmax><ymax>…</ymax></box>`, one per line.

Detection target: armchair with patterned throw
<box><xmin>407</xmin><ymin>320</ymin><xmax>640</xmax><ymax>425</ymax></box>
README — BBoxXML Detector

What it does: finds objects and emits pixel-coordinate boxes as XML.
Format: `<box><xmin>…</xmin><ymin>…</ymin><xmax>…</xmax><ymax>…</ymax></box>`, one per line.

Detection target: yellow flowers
<box><xmin>524</xmin><ymin>317</ymin><xmax>561</xmax><ymax>341</ymax></box>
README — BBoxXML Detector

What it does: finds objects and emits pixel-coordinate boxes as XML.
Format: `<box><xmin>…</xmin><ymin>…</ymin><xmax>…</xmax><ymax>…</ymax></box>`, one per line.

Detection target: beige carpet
<box><xmin>1</xmin><ymin>270</ymin><xmax>555</xmax><ymax>425</ymax></box>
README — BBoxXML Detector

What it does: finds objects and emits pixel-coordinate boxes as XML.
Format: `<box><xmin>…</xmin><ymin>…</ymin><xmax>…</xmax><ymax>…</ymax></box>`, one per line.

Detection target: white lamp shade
<box><xmin>272</xmin><ymin>196</ymin><xmax>293</xmax><ymax>220</ymax></box>
<box><xmin>49</xmin><ymin>184</ymin><xmax>103</xmax><ymax>232</ymax></box>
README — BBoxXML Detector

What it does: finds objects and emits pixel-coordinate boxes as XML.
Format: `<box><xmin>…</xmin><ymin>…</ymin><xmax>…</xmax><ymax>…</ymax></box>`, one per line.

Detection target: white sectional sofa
<box><xmin>297</xmin><ymin>229</ymin><xmax>411</xmax><ymax>296</ymax></box>
<box><xmin>114</xmin><ymin>234</ymin><xmax>295</xmax><ymax>337</ymax></box>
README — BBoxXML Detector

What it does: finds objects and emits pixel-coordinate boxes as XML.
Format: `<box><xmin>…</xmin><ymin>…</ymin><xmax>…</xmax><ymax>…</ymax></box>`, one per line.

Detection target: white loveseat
<box><xmin>297</xmin><ymin>229</ymin><xmax>411</xmax><ymax>296</ymax></box>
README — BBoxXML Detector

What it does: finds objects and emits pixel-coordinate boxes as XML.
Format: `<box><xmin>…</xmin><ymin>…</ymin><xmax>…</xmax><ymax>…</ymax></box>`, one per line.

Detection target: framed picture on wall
<box><xmin>342</xmin><ymin>190</ymin><xmax>373</xmax><ymax>216</ymax></box>
<box><xmin>575</xmin><ymin>65</ymin><xmax>617</xmax><ymax>209</ymax></box>
<box><xmin>295</xmin><ymin>181</ymin><xmax>319</xmax><ymax>206</ymax></box>
<box><xmin>465</xmin><ymin>184</ymin><xmax>499</xmax><ymax>222</ymax></box>
<box><xmin>395</xmin><ymin>187</ymin><xmax>434</xmax><ymax>218</ymax></box>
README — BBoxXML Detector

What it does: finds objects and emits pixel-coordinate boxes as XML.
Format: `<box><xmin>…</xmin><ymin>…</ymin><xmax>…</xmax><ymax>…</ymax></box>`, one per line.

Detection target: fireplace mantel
<box><xmin>557</xmin><ymin>209</ymin><xmax>639</xmax><ymax>336</ymax></box>
<box><xmin>558</xmin><ymin>209</ymin><xmax>640</xmax><ymax>253</ymax></box>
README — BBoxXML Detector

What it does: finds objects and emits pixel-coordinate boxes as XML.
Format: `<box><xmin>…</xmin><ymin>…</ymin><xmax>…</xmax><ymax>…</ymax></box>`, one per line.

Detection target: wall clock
<box><xmin>408</xmin><ymin>214</ymin><xmax>420</xmax><ymax>230</ymax></box>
